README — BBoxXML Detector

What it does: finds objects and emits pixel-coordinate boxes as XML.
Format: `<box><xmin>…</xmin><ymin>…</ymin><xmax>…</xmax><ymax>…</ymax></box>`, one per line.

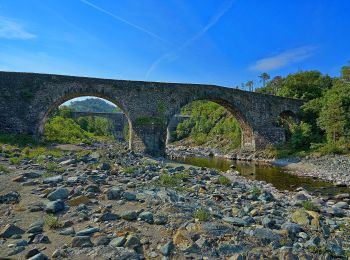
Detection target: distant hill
<box><xmin>67</xmin><ymin>98</ymin><xmax>119</xmax><ymax>113</ymax></box>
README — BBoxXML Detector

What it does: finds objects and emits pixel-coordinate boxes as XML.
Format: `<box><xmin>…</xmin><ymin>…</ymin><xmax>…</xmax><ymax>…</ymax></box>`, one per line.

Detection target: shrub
<box><xmin>0</xmin><ymin>165</ymin><xmax>11</xmax><ymax>173</ymax></box>
<box><xmin>9</xmin><ymin>157</ymin><xmax>21</xmax><ymax>165</ymax></box>
<box><xmin>44</xmin><ymin>215</ymin><xmax>63</xmax><ymax>229</ymax></box>
<box><xmin>302</xmin><ymin>201</ymin><xmax>318</xmax><ymax>211</ymax></box>
<box><xmin>123</xmin><ymin>166</ymin><xmax>135</xmax><ymax>174</ymax></box>
<box><xmin>159</xmin><ymin>174</ymin><xmax>179</xmax><ymax>187</ymax></box>
<box><xmin>193</xmin><ymin>209</ymin><xmax>211</xmax><ymax>221</ymax></box>
<box><xmin>250</xmin><ymin>187</ymin><xmax>262</xmax><ymax>196</ymax></box>
<box><xmin>218</xmin><ymin>176</ymin><xmax>231</xmax><ymax>185</ymax></box>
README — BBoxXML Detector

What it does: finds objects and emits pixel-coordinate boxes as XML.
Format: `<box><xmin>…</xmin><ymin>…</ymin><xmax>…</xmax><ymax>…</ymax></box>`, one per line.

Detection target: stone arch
<box><xmin>166</xmin><ymin>96</ymin><xmax>255</xmax><ymax>151</ymax></box>
<box><xmin>36</xmin><ymin>92</ymin><xmax>133</xmax><ymax>147</ymax></box>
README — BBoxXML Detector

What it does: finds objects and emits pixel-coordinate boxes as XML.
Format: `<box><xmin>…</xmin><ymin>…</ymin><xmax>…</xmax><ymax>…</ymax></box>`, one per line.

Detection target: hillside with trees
<box><xmin>67</xmin><ymin>98</ymin><xmax>119</xmax><ymax>113</ymax></box>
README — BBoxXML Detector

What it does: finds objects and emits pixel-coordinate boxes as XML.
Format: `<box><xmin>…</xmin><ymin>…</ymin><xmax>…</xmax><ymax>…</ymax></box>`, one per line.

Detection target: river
<box><xmin>171</xmin><ymin>155</ymin><xmax>350</xmax><ymax>196</ymax></box>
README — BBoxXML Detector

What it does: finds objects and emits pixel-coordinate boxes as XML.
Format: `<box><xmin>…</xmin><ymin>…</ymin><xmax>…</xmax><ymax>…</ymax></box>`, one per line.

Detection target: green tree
<box><xmin>245</xmin><ymin>80</ymin><xmax>254</xmax><ymax>91</ymax></box>
<box><xmin>341</xmin><ymin>61</ymin><xmax>350</xmax><ymax>82</ymax></box>
<box><xmin>317</xmin><ymin>79</ymin><xmax>350</xmax><ymax>143</ymax></box>
<box><xmin>277</xmin><ymin>71</ymin><xmax>332</xmax><ymax>101</ymax></box>
<box><xmin>259</xmin><ymin>72</ymin><xmax>270</xmax><ymax>87</ymax></box>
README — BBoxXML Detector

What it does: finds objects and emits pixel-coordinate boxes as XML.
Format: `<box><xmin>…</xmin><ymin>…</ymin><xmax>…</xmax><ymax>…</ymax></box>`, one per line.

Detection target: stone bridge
<box><xmin>0</xmin><ymin>71</ymin><xmax>303</xmax><ymax>156</ymax></box>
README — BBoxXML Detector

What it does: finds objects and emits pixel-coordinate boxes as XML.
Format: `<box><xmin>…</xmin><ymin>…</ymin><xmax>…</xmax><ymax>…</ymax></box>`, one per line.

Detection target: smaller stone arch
<box><xmin>36</xmin><ymin>93</ymin><xmax>133</xmax><ymax>147</ymax></box>
<box><xmin>276</xmin><ymin>110</ymin><xmax>299</xmax><ymax>141</ymax></box>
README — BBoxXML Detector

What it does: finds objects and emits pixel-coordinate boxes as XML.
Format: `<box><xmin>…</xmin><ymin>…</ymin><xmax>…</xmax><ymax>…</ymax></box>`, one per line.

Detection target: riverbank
<box><xmin>277</xmin><ymin>154</ymin><xmax>350</xmax><ymax>187</ymax></box>
<box><xmin>1</xmin><ymin>141</ymin><xmax>350</xmax><ymax>259</ymax></box>
<box><xmin>167</xmin><ymin>145</ymin><xmax>350</xmax><ymax>187</ymax></box>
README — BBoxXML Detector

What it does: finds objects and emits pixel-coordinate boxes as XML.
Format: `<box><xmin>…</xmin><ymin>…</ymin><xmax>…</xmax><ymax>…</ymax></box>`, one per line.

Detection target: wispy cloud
<box><xmin>80</xmin><ymin>0</ymin><xmax>172</xmax><ymax>45</ymax></box>
<box><xmin>249</xmin><ymin>46</ymin><xmax>317</xmax><ymax>72</ymax></box>
<box><xmin>145</xmin><ymin>0</ymin><xmax>234</xmax><ymax>79</ymax></box>
<box><xmin>0</xmin><ymin>17</ymin><xmax>36</xmax><ymax>39</ymax></box>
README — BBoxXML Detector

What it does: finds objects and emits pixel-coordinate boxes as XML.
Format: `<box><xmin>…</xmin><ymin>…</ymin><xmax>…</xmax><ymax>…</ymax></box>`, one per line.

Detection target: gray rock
<box><xmin>43</xmin><ymin>175</ymin><xmax>63</xmax><ymax>184</ymax></box>
<box><xmin>124</xmin><ymin>234</ymin><xmax>141</xmax><ymax>248</ymax></box>
<box><xmin>160</xmin><ymin>241</ymin><xmax>173</xmax><ymax>256</ymax></box>
<box><xmin>258</xmin><ymin>191</ymin><xmax>274</xmax><ymax>202</ymax></box>
<box><xmin>75</xmin><ymin>227</ymin><xmax>100</xmax><ymax>236</ymax></box>
<box><xmin>0</xmin><ymin>224</ymin><xmax>24</xmax><ymax>238</ymax></box>
<box><xmin>98</xmin><ymin>212</ymin><xmax>119</xmax><ymax>222</ymax></box>
<box><xmin>25</xmin><ymin>248</ymin><xmax>41</xmax><ymax>259</ymax></box>
<box><xmin>120</xmin><ymin>210</ymin><xmax>138</xmax><ymax>221</ymax></box>
<box><xmin>95</xmin><ymin>236</ymin><xmax>111</xmax><ymax>246</ymax></box>
<box><xmin>47</xmin><ymin>187</ymin><xmax>69</xmax><ymax>201</ymax></box>
<box><xmin>333</xmin><ymin>201</ymin><xmax>349</xmax><ymax>209</ymax></box>
<box><xmin>86</xmin><ymin>245</ymin><xmax>138</xmax><ymax>260</ymax></box>
<box><xmin>28</xmin><ymin>253</ymin><xmax>49</xmax><ymax>260</ymax></box>
<box><xmin>27</xmin><ymin>219</ymin><xmax>44</xmax><ymax>234</ymax></box>
<box><xmin>59</xmin><ymin>227</ymin><xmax>75</xmax><ymax>236</ymax></box>
<box><xmin>123</xmin><ymin>192</ymin><xmax>137</xmax><ymax>201</ymax></box>
<box><xmin>281</xmin><ymin>222</ymin><xmax>302</xmax><ymax>238</ymax></box>
<box><xmin>0</xmin><ymin>191</ymin><xmax>20</xmax><ymax>204</ymax></box>
<box><xmin>262</xmin><ymin>217</ymin><xmax>275</xmax><ymax>228</ymax></box>
<box><xmin>8</xmin><ymin>246</ymin><xmax>25</xmax><ymax>256</ymax></box>
<box><xmin>110</xmin><ymin>236</ymin><xmax>126</xmax><ymax>247</ymax></box>
<box><xmin>106</xmin><ymin>187</ymin><xmax>123</xmax><ymax>200</ymax></box>
<box><xmin>250</xmin><ymin>228</ymin><xmax>280</xmax><ymax>242</ymax></box>
<box><xmin>45</xmin><ymin>200</ymin><xmax>65</xmax><ymax>213</ymax></box>
<box><xmin>71</xmin><ymin>236</ymin><xmax>93</xmax><ymax>248</ymax></box>
<box><xmin>139</xmin><ymin>211</ymin><xmax>154</xmax><ymax>224</ymax></box>
<box><xmin>222</xmin><ymin>217</ymin><xmax>248</xmax><ymax>226</ymax></box>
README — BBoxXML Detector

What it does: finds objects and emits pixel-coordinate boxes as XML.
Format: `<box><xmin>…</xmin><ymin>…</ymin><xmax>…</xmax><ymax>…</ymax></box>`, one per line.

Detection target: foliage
<box><xmin>159</xmin><ymin>174</ymin><xmax>179</xmax><ymax>187</ymax></box>
<box><xmin>123</xmin><ymin>166</ymin><xmax>135</xmax><ymax>174</ymax></box>
<box><xmin>256</xmin><ymin>66</ymin><xmax>350</xmax><ymax>155</ymax></box>
<box><xmin>0</xmin><ymin>134</ymin><xmax>36</xmax><ymax>146</ymax></box>
<box><xmin>317</xmin><ymin>79</ymin><xmax>350</xmax><ymax>144</ymax></box>
<box><xmin>193</xmin><ymin>209</ymin><xmax>211</xmax><ymax>221</ymax></box>
<box><xmin>44</xmin><ymin>214</ymin><xmax>63</xmax><ymax>229</ymax></box>
<box><xmin>174</xmin><ymin>100</ymin><xmax>241</xmax><ymax>152</ymax></box>
<box><xmin>68</xmin><ymin>98</ymin><xmax>119</xmax><ymax>113</ymax></box>
<box><xmin>46</xmin><ymin>162</ymin><xmax>64</xmax><ymax>173</ymax></box>
<box><xmin>217</xmin><ymin>176</ymin><xmax>231</xmax><ymax>185</ymax></box>
<box><xmin>0</xmin><ymin>165</ymin><xmax>11</xmax><ymax>173</ymax></box>
<box><xmin>301</xmin><ymin>201</ymin><xmax>318</xmax><ymax>211</ymax></box>
<box><xmin>9</xmin><ymin>157</ymin><xmax>21</xmax><ymax>165</ymax></box>
<box><xmin>250</xmin><ymin>187</ymin><xmax>262</xmax><ymax>196</ymax></box>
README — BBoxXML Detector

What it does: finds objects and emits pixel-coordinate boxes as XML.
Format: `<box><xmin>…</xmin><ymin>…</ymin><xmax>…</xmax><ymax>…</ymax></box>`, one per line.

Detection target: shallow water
<box><xmin>171</xmin><ymin>155</ymin><xmax>350</xmax><ymax>196</ymax></box>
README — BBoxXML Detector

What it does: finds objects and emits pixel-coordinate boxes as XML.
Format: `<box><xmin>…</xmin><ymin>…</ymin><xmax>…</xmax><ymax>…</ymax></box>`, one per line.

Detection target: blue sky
<box><xmin>0</xmin><ymin>0</ymin><xmax>350</xmax><ymax>89</ymax></box>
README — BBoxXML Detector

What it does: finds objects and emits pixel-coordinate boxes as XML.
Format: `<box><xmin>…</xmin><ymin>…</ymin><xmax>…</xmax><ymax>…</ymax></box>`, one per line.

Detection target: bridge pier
<box><xmin>130</xmin><ymin>123</ymin><xmax>167</xmax><ymax>157</ymax></box>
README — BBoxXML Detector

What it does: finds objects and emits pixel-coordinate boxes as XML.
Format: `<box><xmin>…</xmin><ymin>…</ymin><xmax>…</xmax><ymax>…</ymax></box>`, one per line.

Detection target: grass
<box><xmin>250</xmin><ymin>187</ymin><xmax>262</xmax><ymax>196</ymax></box>
<box><xmin>0</xmin><ymin>165</ymin><xmax>11</xmax><ymax>173</ymax></box>
<box><xmin>159</xmin><ymin>174</ymin><xmax>179</xmax><ymax>187</ymax></box>
<box><xmin>46</xmin><ymin>162</ymin><xmax>64</xmax><ymax>173</ymax></box>
<box><xmin>0</xmin><ymin>134</ymin><xmax>36</xmax><ymax>146</ymax></box>
<box><xmin>193</xmin><ymin>209</ymin><xmax>211</xmax><ymax>221</ymax></box>
<box><xmin>302</xmin><ymin>200</ymin><xmax>318</xmax><ymax>211</ymax></box>
<box><xmin>123</xmin><ymin>166</ymin><xmax>135</xmax><ymax>174</ymax></box>
<box><xmin>44</xmin><ymin>214</ymin><xmax>63</xmax><ymax>229</ymax></box>
<box><xmin>218</xmin><ymin>176</ymin><xmax>231</xmax><ymax>185</ymax></box>
<box><xmin>9</xmin><ymin>157</ymin><xmax>21</xmax><ymax>165</ymax></box>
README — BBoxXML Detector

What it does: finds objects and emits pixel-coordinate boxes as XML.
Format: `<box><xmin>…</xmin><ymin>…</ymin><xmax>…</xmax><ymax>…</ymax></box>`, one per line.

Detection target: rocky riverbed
<box><xmin>0</xmin><ymin>142</ymin><xmax>350</xmax><ymax>259</ymax></box>
<box><xmin>280</xmin><ymin>154</ymin><xmax>350</xmax><ymax>187</ymax></box>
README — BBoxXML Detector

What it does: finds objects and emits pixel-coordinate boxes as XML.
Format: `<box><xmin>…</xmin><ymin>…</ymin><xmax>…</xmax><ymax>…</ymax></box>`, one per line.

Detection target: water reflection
<box><xmin>171</xmin><ymin>156</ymin><xmax>350</xmax><ymax>196</ymax></box>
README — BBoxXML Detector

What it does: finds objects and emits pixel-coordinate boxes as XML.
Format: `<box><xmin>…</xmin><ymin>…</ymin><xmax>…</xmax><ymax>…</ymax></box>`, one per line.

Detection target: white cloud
<box><xmin>0</xmin><ymin>17</ymin><xmax>36</xmax><ymax>39</ymax></box>
<box><xmin>249</xmin><ymin>46</ymin><xmax>317</xmax><ymax>72</ymax></box>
